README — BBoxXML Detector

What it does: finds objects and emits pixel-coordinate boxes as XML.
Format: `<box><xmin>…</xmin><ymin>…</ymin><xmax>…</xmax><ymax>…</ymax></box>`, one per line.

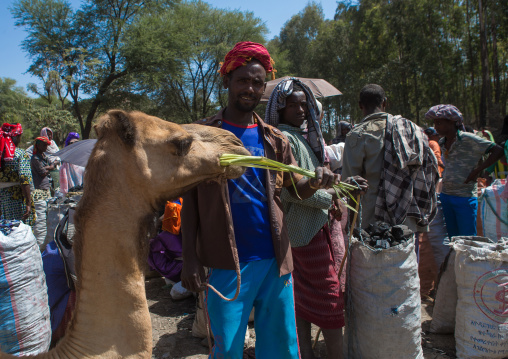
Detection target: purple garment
<box><xmin>64</xmin><ymin>132</ymin><xmax>80</xmax><ymax>147</ymax></box>
<box><xmin>148</xmin><ymin>231</ymin><xmax>183</xmax><ymax>282</ymax></box>
<box><xmin>424</xmin><ymin>104</ymin><xmax>466</xmax><ymax>131</ymax></box>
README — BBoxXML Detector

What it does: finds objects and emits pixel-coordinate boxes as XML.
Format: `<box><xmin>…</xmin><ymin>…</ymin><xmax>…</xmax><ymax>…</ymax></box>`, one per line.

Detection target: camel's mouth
<box><xmin>224</xmin><ymin>164</ymin><xmax>246</xmax><ymax>179</ymax></box>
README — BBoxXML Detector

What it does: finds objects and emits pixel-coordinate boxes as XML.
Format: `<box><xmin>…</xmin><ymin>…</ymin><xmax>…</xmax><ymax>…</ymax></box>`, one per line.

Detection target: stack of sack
<box><xmin>431</xmin><ymin>236</ymin><xmax>508</xmax><ymax>359</ymax></box>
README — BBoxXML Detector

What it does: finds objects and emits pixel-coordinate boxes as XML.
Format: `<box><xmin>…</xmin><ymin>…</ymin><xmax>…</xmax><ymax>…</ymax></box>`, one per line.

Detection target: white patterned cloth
<box><xmin>264</xmin><ymin>78</ymin><xmax>325</xmax><ymax>165</ymax></box>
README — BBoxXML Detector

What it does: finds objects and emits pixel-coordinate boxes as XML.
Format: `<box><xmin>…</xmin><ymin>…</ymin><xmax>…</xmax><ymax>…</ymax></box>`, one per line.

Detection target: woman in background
<box><xmin>0</xmin><ymin>123</ymin><xmax>35</xmax><ymax>225</ymax></box>
<box><xmin>59</xmin><ymin>132</ymin><xmax>84</xmax><ymax>195</ymax></box>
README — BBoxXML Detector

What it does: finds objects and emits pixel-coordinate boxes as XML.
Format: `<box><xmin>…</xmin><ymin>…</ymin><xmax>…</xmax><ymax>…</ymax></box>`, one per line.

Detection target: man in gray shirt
<box><xmin>342</xmin><ymin>84</ymin><xmax>437</xmax><ymax>232</ymax></box>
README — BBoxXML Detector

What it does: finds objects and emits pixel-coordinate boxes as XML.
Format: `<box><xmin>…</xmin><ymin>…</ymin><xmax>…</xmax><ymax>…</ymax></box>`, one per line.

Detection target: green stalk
<box><xmin>220</xmin><ymin>154</ymin><xmax>358</xmax><ymax>212</ymax></box>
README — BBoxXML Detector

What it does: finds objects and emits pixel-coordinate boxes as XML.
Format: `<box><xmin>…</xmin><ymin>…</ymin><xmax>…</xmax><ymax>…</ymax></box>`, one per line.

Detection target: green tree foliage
<box><xmin>0</xmin><ymin>77</ymin><xmax>77</xmax><ymax>147</ymax></box>
<box><xmin>277</xmin><ymin>0</ymin><xmax>508</xmax><ymax>140</ymax></box>
<box><xmin>0</xmin><ymin>78</ymin><xmax>29</xmax><ymax>124</ymax></box>
<box><xmin>125</xmin><ymin>0</ymin><xmax>268</xmax><ymax>123</ymax></box>
<box><xmin>11</xmin><ymin>0</ymin><xmax>162</xmax><ymax>138</ymax></box>
<box><xmin>276</xmin><ymin>2</ymin><xmax>325</xmax><ymax>77</ymax></box>
<box><xmin>12</xmin><ymin>0</ymin><xmax>507</xmax><ymax>141</ymax></box>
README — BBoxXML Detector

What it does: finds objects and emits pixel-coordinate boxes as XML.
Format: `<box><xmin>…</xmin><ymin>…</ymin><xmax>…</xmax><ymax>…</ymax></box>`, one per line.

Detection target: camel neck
<box><xmin>52</xmin><ymin>199</ymin><xmax>153</xmax><ymax>358</ymax></box>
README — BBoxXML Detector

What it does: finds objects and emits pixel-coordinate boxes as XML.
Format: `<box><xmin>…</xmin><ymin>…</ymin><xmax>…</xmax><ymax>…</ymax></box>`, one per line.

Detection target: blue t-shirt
<box><xmin>222</xmin><ymin>120</ymin><xmax>275</xmax><ymax>262</ymax></box>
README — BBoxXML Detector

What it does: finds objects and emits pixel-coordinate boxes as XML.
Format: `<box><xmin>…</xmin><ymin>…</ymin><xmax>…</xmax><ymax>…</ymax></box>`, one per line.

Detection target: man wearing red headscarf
<box><xmin>218</xmin><ymin>41</ymin><xmax>276</xmax><ymax>79</ymax></box>
<box><xmin>0</xmin><ymin>123</ymin><xmax>35</xmax><ymax>225</ymax></box>
<box><xmin>182</xmin><ymin>41</ymin><xmax>340</xmax><ymax>358</ymax></box>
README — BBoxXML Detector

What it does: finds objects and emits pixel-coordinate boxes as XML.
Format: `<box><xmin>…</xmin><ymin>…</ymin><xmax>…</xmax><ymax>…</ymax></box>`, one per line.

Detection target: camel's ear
<box><xmin>97</xmin><ymin>110</ymin><xmax>136</xmax><ymax>146</ymax></box>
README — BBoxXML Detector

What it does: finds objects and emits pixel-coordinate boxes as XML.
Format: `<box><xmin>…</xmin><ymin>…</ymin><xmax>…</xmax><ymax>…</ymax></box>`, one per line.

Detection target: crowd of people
<box><xmin>0</xmin><ymin>127</ymin><xmax>85</xmax><ymax>226</ymax></box>
<box><xmin>177</xmin><ymin>41</ymin><xmax>507</xmax><ymax>359</ymax></box>
<box><xmin>1</xmin><ymin>40</ymin><xmax>507</xmax><ymax>358</ymax></box>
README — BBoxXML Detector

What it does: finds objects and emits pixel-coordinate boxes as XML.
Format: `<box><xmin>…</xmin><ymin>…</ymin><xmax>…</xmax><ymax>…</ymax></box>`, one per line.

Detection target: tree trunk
<box><xmin>414</xmin><ymin>71</ymin><xmax>420</xmax><ymax>126</ymax></box>
<box><xmin>478</xmin><ymin>0</ymin><xmax>491</xmax><ymax>129</ymax></box>
<box><xmin>82</xmin><ymin>70</ymin><xmax>127</xmax><ymax>139</ymax></box>
<box><xmin>490</xmin><ymin>12</ymin><xmax>500</xmax><ymax>108</ymax></box>
<box><xmin>466</xmin><ymin>0</ymin><xmax>479</xmax><ymax>126</ymax></box>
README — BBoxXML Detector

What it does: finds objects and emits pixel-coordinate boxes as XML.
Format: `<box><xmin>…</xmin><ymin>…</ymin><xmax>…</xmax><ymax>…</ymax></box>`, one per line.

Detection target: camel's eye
<box><xmin>168</xmin><ymin>135</ymin><xmax>193</xmax><ymax>156</ymax></box>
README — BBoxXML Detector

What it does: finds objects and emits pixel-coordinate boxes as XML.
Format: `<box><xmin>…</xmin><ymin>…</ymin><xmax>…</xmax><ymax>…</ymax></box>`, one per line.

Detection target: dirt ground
<box><xmin>146</xmin><ymin>277</ymin><xmax>456</xmax><ymax>359</ymax></box>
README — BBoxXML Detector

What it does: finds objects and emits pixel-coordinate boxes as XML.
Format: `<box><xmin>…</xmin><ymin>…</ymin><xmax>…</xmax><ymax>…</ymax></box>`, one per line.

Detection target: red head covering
<box><xmin>33</xmin><ymin>136</ymin><xmax>52</xmax><ymax>155</ymax></box>
<box><xmin>219</xmin><ymin>41</ymin><xmax>276</xmax><ymax>79</ymax></box>
<box><xmin>0</xmin><ymin>123</ymin><xmax>23</xmax><ymax>166</ymax></box>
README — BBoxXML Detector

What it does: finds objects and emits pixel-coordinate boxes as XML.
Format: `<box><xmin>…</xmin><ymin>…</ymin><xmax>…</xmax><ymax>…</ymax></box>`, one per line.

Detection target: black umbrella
<box><xmin>54</xmin><ymin>139</ymin><xmax>97</xmax><ymax>168</ymax></box>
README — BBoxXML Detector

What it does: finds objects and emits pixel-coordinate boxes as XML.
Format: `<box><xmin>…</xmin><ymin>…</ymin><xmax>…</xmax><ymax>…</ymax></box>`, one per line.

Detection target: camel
<box><xmin>0</xmin><ymin>110</ymin><xmax>250</xmax><ymax>359</ymax></box>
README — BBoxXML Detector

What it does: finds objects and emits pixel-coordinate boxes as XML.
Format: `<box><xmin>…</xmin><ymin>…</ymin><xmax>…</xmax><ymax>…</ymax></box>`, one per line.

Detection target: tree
<box><xmin>18</xmin><ymin>103</ymin><xmax>78</xmax><ymax>145</ymax></box>
<box><xmin>0</xmin><ymin>77</ymin><xmax>78</xmax><ymax>146</ymax></box>
<box><xmin>0</xmin><ymin>78</ymin><xmax>29</xmax><ymax>124</ymax></box>
<box><xmin>125</xmin><ymin>1</ymin><xmax>268</xmax><ymax>123</ymax></box>
<box><xmin>277</xmin><ymin>3</ymin><xmax>325</xmax><ymax>76</ymax></box>
<box><xmin>278</xmin><ymin>0</ymin><xmax>508</xmax><ymax>137</ymax></box>
<box><xmin>11</xmin><ymin>0</ymin><xmax>161</xmax><ymax>138</ymax></box>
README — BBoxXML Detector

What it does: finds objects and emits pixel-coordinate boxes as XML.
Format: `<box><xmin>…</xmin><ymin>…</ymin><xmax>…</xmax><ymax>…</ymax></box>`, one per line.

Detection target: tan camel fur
<box><xmin>0</xmin><ymin>110</ymin><xmax>250</xmax><ymax>359</ymax></box>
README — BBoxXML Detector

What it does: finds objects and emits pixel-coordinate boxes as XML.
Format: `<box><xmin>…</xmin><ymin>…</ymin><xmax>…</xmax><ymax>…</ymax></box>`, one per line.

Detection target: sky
<box><xmin>0</xmin><ymin>0</ymin><xmax>338</xmax><ymax>94</ymax></box>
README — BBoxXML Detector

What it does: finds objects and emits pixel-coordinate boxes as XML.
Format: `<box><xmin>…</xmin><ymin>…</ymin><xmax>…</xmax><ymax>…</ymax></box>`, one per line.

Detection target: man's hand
<box><xmin>330</xmin><ymin>198</ymin><xmax>343</xmax><ymax>220</ymax></box>
<box><xmin>22</xmin><ymin>205</ymin><xmax>31</xmax><ymax>221</ymax></box>
<box><xmin>181</xmin><ymin>259</ymin><xmax>206</xmax><ymax>293</ymax></box>
<box><xmin>465</xmin><ymin>168</ymin><xmax>481</xmax><ymax>184</ymax></box>
<box><xmin>309</xmin><ymin>166</ymin><xmax>339</xmax><ymax>189</ymax></box>
<box><xmin>343</xmin><ymin>175</ymin><xmax>369</xmax><ymax>196</ymax></box>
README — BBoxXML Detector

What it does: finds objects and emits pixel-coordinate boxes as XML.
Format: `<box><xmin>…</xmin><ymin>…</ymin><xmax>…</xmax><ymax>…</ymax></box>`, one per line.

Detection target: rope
<box><xmin>204</xmin><ymin>183</ymin><xmax>241</xmax><ymax>302</ymax></box>
<box><xmin>201</xmin><ymin>180</ymin><xmax>242</xmax><ymax>355</ymax></box>
<box><xmin>201</xmin><ymin>291</ymin><xmax>213</xmax><ymax>353</ymax></box>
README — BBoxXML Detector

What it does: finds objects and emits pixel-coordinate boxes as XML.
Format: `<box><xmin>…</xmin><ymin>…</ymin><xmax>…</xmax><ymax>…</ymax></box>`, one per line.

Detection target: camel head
<box><xmin>88</xmin><ymin>110</ymin><xmax>250</xmax><ymax>209</ymax></box>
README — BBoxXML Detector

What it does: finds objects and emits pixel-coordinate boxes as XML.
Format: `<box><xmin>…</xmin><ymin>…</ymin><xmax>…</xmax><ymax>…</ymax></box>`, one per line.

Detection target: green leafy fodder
<box><xmin>220</xmin><ymin>154</ymin><xmax>358</xmax><ymax>211</ymax></box>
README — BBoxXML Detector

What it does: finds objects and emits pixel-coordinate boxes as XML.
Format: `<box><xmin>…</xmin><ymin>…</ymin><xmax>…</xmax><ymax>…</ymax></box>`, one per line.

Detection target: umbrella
<box><xmin>54</xmin><ymin>139</ymin><xmax>97</xmax><ymax>168</ymax></box>
<box><xmin>261</xmin><ymin>76</ymin><xmax>342</xmax><ymax>103</ymax></box>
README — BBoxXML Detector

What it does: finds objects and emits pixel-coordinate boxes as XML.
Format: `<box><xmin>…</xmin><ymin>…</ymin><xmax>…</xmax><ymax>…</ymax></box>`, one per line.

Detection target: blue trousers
<box><xmin>440</xmin><ymin>193</ymin><xmax>478</xmax><ymax>238</ymax></box>
<box><xmin>426</xmin><ymin>195</ymin><xmax>451</xmax><ymax>269</ymax></box>
<box><xmin>206</xmin><ymin>258</ymin><xmax>300</xmax><ymax>359</ymax></box>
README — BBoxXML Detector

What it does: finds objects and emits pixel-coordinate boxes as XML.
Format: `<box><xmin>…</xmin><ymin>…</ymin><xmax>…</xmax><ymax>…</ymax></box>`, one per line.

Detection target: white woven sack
<box><xmin>480</xmin><ymin>179</ymin><xmax>508</xmax><ymax>242</ymax></box>
<box><xmin>454</xmin><ymin>239</ymin><xmax>508</xmax><ymax>359</ymax></box>
<box><xmin>346</xmin><ymin>236</ymin><xmax>423</xmax><ymax>359</ymax></box>
<box><xmin>33</xmin><ymin>199</ymin><xmax>48</xmax><ymax>251</ymax></box>
<box><xmin>0</xmin><ymin>222</ymin><xmax>51</xmax><ymax>354</ymax></box>
<box><xmin>431</xmin><ymin>236</ymin><xmax>493</xmax><ymax>334</ymax></box>
<box><xmin>430</xmin><ymin>249</ymin><xmax>457</xmax><ymax>334</ymax></box>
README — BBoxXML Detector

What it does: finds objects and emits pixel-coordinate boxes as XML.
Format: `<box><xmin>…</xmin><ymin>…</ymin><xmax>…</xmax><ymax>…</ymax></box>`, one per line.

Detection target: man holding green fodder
<box><xmin>264</xmin><ymin>78</ymin><xmax>367</xmax><ymax>359</ymax></box>
<box><xmin>180</xmin><ymin>42</ymin><xmax>340</xmax><ymax>359</ymax></box>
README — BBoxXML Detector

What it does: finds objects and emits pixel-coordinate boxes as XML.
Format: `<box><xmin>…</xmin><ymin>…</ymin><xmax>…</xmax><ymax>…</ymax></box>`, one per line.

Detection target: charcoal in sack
<box><xmin>345</xmin><ymin>225</ymin><xmax>423</xmax><ymax>359</ymax></box>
